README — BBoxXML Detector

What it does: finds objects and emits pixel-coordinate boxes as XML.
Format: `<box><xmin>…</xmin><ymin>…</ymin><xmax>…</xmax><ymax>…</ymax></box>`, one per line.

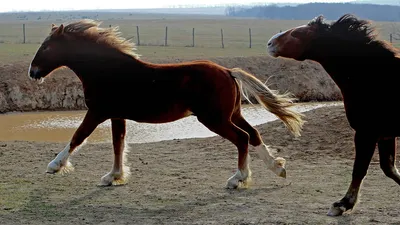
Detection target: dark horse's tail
<box><xmin>230</xmin><ymin>67</ymin><xmax>304</xmax><ymax>137</ymax></box>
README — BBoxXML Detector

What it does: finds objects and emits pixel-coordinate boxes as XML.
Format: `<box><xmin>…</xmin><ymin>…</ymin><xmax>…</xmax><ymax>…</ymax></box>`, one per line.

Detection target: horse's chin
<box><xmin>36</xmin><ymin>77</ymin><xmax>46</xmax><ymax>84</ymax></box>
<box><xmin>29</xmin><ymin>72</ymin><xmax>48</xmax><ymax>84</ymax></box>
<box><xmin>30</xmin><ymin>67</ymin><xmax>62</xmax><ymax>83</ymax></box>
<box><xmin>280</xmin><ymin>54</ymin><xmax>306</xmax><ymax>62</ymax></box>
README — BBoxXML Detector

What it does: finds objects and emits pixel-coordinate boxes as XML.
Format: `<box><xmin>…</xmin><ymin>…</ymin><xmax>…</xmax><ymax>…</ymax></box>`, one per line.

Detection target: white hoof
<box><xmin>225</xmin><ymin>169</ymin><xmax>252</xmax><ymax>189</ymax></box>
<box><xmin>272</xmin><ymin>157</ymin><xmax>286</xmax><ymax>178</ymax></box>
<box><xmin>226</xmin><ymin>178</ymin><xmax>240</xmax><ymax>189</ymax></box>
<box><xmin>98</xmin><ymin>171</ymin><xmax>128</xmax><ymax>186</ymax></box>
<box><xmin>46</xmin><ymin>160</ymin><xmax>74</xmax><ymax>175</ymax></box>
<box><xmin>327</xmin><ymin>205</ymin><xmax>346</xmax><ymax>216</ymax></box>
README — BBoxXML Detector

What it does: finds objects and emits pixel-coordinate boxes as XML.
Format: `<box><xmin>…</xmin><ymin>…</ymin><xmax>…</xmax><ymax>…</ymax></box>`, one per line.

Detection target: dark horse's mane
<box><xmin>56</xmin><ymin>19</ymin><xmax>140</xmax><ymax>59</ymax></box>
<box><xmin>308</xmin><ymin>14</ymin><xmax>399</xmax><ymax>57</ymax></box>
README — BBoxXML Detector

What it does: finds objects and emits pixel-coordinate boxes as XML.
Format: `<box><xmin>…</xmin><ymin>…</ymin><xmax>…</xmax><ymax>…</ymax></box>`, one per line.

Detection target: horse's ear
<box><xmin>51</xmin><ymin>23</ymin><xmax>58</xmax><ymax>31</ymax></box>
<box><xmin>290</xmin><ymin>26</ymin><xmax>315</xmax><ymax>40</ymax></box>
<box><xmin>52</xmin><ymin>24</ymin><xmax>64</xmax><ymax>37</ymax></box>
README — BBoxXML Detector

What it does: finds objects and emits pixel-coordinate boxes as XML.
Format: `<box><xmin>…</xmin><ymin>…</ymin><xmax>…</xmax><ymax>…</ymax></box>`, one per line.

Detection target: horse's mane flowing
<box><xmin>308</xmin><ymin>14</ymin><xmax>399</xmax><ymax>57</ymax></box>
<box><xmin>59</xmin><ymin>19</ymin><xmax>140</xmax><ymax>58</ymax></box>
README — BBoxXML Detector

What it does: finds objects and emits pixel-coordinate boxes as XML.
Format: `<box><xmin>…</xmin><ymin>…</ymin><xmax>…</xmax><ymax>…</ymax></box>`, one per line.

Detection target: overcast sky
<box><xmin>1</xmin><ymin>0</ymin><xmax>355</xmax><ymax>12</ymax></box>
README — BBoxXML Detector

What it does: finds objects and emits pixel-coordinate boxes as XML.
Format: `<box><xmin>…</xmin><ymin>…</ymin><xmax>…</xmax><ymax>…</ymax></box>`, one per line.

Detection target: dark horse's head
<box><xmin>28</xmin><ymin>23</ymin><xmax>70</xmax><ymax>82</ymax></box>
<box><xmin>28</xmin><ymin>20</ymin><xmax>139</xmax><ymax>82</ymax></box>
<box><xmin>266</xmin><ymin>14</ymin><xmax>399</xmax><ymax>62</ymax></box>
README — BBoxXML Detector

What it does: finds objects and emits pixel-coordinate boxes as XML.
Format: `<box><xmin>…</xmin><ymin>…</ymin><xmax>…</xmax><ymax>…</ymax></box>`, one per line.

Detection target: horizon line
<box><xmin>0</xmin><ymin>1</ymin><xmax>367</xmax><ymax>13</ymax></box>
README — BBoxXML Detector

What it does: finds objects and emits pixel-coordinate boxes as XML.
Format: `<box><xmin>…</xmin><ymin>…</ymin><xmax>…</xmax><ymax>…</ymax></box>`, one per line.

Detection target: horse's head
<box><xmin>28</xmin><ymin>20</ymin><xmax>140</xmax><ymax>82</ymax></box>
<box><xmin>266</xmin><ymin>17</ymin><xmax>321</xmax><ymax>61</ymax></box>
<box><xmin>28</xmin><ymin>24</ymin><xmax>68</xmax><ymax>82</ymax></box>
<box><xmin>267</xmin><ymin>14</ymin><xmax>394</xmax><ymax>62</ymax></box>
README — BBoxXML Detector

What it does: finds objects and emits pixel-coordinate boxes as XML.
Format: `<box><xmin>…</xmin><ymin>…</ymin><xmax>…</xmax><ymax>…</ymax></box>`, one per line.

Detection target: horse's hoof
<box><xmin>241</xmin><ymin>177</ymin><xmax>253</xmax><ymax>188</ymax></box>
<box><xmin>274</xmin><ymin>157</ymin><xmax>286</xmax><ymax>167</ymax></box>
<box><xmin>98</xmin><ymin>172</ymin><xmax>128</xmax><ymax>186</ymax></box>
<box><xmin>327</xmin><ymin>204</ymin><xmax>346</xmax><ymax>216</ymax></box>
<box><xmin>226</xmin><ymin>179</ymin><xmax>240</xmax><ymax>189</ymax></box>
<box><xmin>226</xmin><ymin>178</ymin><xmax>252</xmax><ymax>189</ymax></box>
<box><xmin>46</xmin><ymin>160</ymin><xmax>73</xmax><ymax>175</ymax></box>
<box><xmin>272</xmin><ymin>157</ymin><xmax>286</xmax><ymax>178</ymax></box>
<box><xmin>277</xmin><ymin>167</ymin><xmax>287</xmax><ymax>178</ymax></box>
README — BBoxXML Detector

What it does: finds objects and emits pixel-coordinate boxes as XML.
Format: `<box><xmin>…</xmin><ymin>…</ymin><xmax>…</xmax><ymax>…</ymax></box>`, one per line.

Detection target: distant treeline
<box><xmin>225</xmin><ymin>3</ymin><xmax>400</xmax><ymax>21</ymax></box>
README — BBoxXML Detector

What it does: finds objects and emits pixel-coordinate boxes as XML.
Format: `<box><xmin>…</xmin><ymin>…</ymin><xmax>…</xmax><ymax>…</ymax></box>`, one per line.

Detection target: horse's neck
<box><xmin>318</xmin><ymin>53</ymin><xmax>397</xmax><ymax>93</ymax></box>
<box><xmin>309</xmin><ymin>41</ymin><xmax>386</xmax><ymax>87</ymax></box>
<box><xmin>66</xmin><ymin>50</ymin><xmax>142</xmax><ymax>81</ymax></box>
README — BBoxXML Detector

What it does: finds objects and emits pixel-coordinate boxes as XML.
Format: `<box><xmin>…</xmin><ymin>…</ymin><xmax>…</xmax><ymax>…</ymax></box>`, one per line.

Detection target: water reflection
<box><xmin>0</xmin><ymin>102</ymin><xmax>341</xmax><ymax>143</ymax></box>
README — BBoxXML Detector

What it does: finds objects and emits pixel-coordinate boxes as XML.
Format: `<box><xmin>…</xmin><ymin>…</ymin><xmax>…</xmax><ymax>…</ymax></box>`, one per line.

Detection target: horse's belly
<box><xmin>127</xmin><ymin>107</ymin><xmax>194</xmax><ymax>123</ymax></box>
<box><xmin>87</xmin><ymin>97</ymin><xmax>193</xmax><ymax>123</ymax></box>
<box><xmin>346</xmin><ymin>106</ymin><xmax>400</xmax><ymax>136</ymax></box>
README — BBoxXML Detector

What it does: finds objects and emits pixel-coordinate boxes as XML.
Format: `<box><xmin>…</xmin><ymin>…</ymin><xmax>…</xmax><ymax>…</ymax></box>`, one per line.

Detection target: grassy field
<box><xmin>1</xmin><ymin>12</ymin><xmax>400</xmax><ymax>63</ymax></box>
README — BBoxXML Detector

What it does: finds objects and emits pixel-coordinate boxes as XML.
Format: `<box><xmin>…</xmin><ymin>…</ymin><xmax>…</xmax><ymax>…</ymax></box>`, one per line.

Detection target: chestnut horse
<box><xmin>267</xmin><ymin>14</ymin><xmax>400</xmax><ymax>216</ymax></box>
<box><xmin>28</xmin><ymin>20</ymin><xmax>304</xmax><ymax>189</ymax></box>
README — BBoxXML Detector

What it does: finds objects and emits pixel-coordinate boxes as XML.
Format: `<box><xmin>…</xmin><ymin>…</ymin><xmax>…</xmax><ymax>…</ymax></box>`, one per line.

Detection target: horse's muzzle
<box><xmin>29</xmin><ymin>65</ymin><xmax>41</xmax><ymax>79</ymax></box>
<box><xmin>28</xmin><ymin>65</ymin><xmax>45</xmax><ymax>83</ymax></box>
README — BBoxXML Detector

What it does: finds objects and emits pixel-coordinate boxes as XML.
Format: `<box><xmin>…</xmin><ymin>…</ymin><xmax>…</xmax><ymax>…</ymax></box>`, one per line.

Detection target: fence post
<box><xmin>165</xmin><ymin>26</ymin><xmax>168</xmax><ymax>46</ymax></box>
<box><xmin>23</xmin><ymin>24</ymin><xmax>26</xmax><ymax>44</ymax></box>
<box><xmin>192</xmin><ymin>28</ymin><xmax>195</xmax><ymax>47</ymax></box>
<box><xmin>220</xmin><ymin>28</ymin><xmax>224</xmax><ymax>48</ymax></box>
<box><xmin>249</xmin><ymin>28</ymin><xmax>252</xmax><ymax>48</ymax></box>
<box><xmin>390</xmin><ymin>33</ymin><xmax>393</xmax><ymax>43</ymax></box>
<box><xmin>109</xmin><ymin>25</ymin><xmax>111</xmax><ymax>28</ymax></box>
<box><xmin>136</xmin><ymin>26</ymin><xmax>140</xmax><ymax>46</ymax></box>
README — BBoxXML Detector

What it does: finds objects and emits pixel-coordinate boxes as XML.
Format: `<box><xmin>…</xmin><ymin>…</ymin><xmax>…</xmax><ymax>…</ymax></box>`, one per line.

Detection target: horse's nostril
<box><xmin>267</xmin><ymin>42</ymin><xmax>272</xmax><ymax>46</ymax></box>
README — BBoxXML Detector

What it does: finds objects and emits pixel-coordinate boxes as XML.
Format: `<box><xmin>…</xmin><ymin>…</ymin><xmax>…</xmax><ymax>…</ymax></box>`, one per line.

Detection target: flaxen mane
<box><xmin>309</xmin><ymin>14</ymin><xmax>399</xmax><ymax>57</ymax></box>
<box><xmin>56</xmin><ymin>19</ymin><xmax>140</xmax><ymax>58</ymax></box>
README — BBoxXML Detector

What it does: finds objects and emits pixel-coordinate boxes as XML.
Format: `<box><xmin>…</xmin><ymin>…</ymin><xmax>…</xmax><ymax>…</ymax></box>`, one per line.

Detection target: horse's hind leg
<box><xmin>197</xmin><ymin>116</ymin><xmax>251</xmax><ymax>189</ymax></box>
<box><xmin>232</xmin><ymin>113</ymin><xmax>286</xmax><ymax>178</ymax></box>
<box><xmin>378</xmin><ymin>137</ymin><xmax>400</xmax><ymax>185</ymax></box>
<box><xmin>46</xmin><ymin>110</ymin><xmax>106</xmax><ymax>174</ymax></box>
<box><xmin>99</xmin><ymin>119</ymin><xmax>130</xmax><ymax>186</ymax></box>
<box><xmin>328</xmin><ymin>131</ymin><xmax>377</xmax><ymax>216</ymax></box>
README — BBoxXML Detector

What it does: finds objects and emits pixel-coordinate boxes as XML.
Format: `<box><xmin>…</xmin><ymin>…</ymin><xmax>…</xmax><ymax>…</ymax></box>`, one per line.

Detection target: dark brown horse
<box><xmin>267</xmin><ymin>14</ymin><xmax>400</xmax><ymax>216</ymax></box>
<box><xmin>28</xmin><ymin>20</ymin><xmax>304</xmax><ymax>189</ymax></box>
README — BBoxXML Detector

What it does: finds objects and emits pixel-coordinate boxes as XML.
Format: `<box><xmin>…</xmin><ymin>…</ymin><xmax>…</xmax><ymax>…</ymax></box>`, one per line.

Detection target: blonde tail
<box><xmin>230</xmin><ymin>67</ymin><xmax>304</xmax><ymax>137</ymax></box>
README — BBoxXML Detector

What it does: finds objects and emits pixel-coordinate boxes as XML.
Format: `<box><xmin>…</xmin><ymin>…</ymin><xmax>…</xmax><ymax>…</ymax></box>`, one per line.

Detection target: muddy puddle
<box><xmin>0</xmin><ymin>102</ymin><xmax>341</xmax><ymax>143</ymax></box>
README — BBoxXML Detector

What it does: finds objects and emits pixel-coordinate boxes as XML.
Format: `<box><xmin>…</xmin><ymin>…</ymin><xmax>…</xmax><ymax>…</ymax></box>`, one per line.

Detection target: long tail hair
<box><xmin>230</xmin><ymin>67</ymin><xmax>304</xmax><ymax>137</ymax></box>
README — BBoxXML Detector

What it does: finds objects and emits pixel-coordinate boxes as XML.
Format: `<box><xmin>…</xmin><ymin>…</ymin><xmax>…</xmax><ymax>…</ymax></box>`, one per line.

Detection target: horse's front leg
<box><xmin>99</xmin><ymin>118</ymin><xmax>130</xmax><ymax>186</ymax></box>
<box><xmin>327</xmin><ymin>131</ymin><xmax>377</xmax><ymax>216</ymax></box>
<box><xmin>46</xmin><ymin>110</ymin><xmax>105</xmax><ymax>174</ymax></box>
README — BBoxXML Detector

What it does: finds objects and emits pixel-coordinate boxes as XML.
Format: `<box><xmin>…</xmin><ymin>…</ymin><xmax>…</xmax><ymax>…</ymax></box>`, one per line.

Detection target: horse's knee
<box><xmin>249</xmin><ymin>133</ymin><xmax>262</xmax><ymax>147</ymax></box>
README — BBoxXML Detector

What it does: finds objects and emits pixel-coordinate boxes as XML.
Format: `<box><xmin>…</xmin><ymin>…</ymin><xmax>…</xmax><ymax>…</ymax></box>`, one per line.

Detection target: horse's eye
<box><xmin>42</xmin><ymin>45</ymin><xmax>50</xmax><ymax>52</ymax></box>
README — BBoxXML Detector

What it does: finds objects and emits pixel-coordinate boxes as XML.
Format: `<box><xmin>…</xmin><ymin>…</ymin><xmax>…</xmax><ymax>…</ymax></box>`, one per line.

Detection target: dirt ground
<box><xmin>1</xmin><ymin>104</ymin><xmax>400</xmax><ymax>225</ymax></box>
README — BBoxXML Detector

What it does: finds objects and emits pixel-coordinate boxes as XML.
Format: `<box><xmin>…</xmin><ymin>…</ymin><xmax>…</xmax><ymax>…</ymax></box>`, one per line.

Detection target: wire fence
<box><xmin>0</xmin><ymin>23</ymin><xmax>268</xmax><ymax>49</ymax></box>
<box><xmin>1</xmin><ymin>23</ymin><xmax>399</xmax><ymax>48</ymax></box>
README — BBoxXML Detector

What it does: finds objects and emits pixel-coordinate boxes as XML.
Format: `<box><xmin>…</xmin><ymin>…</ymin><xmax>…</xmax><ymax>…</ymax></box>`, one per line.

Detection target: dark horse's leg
<box><xmin>99</xmin><ymin>119</ymin><xmax>129</xmax><ymax>186</ymax></box>
<box><xmin>46</xmin><ymin>110</ymin><xmax>106</xmax><ymax>174</ymax></box>
<box><xmin>327</xmin><ymin>131</ymin><xmax>378</xmax><ymax>216</ymax></box>
<box><xmin>231</xmin><ymin>112</ymin><xmax>286</xmax><ymax>178</ymax></box>
<box><xmin>197</xmin><ymin>115</ymin><xmax>251</xmax><ymax>189</ymax></box>
<box><xmin>378</xmin><ymin>137</ymin><xmax>400</xmax><ymax>185</ymax></box>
